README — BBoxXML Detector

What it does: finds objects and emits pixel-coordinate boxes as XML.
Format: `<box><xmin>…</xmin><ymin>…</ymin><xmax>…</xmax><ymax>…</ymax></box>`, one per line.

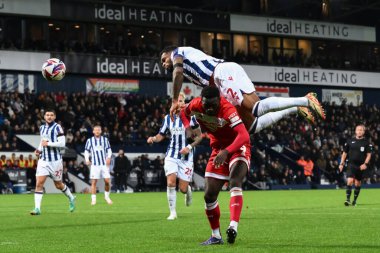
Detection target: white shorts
<box><xmin>36</xmin><ymin>159</ymin><xmax>63</xmax><ymax>181</ymax></box>
<box><xmin>90</xmin><ymin>165</ymin><xmax>111</xmax><ymax>180</ymax></box>
<box><xmin>164</xmin><ymin>157</ymin><xmax>194</xmax><ymax>182</ymax></box>
<box><xmin>213</xmin><ymin>62</ymin><xmax>255</xmax><ymax>106</ymax></box>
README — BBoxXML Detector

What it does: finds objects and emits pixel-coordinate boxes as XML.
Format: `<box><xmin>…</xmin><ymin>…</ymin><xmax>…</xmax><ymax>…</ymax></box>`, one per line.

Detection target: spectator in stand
<box><xmin>294</xmin><ymin>170</ymin><xmax>305</xmax><ymax>184</ymax></box>
<box><xmin>12</xmin><ymin>159</ymin><xmax>20</xmax><ymax>170</ymax></box>
<box><xmin>297</xmin><ymin>155</ymin><xmax>314</xmax><ymax>184</ymax></box>
<box><xmin>130</xmin><ymin>157</ymin><xmax>144</xmax><ymax>192</ymax></box>
<box><xmin>18</xmin><ymin>154</ymin><xmax>27</xmax><ymax>169</ymax></box>
<box><xmin>281</xmin><ymin>166</ymin><xmax>295</xmax><ymax>185</ymax></box>
<box><xmin>0</xmin><ymin>167</ymin><xmax>13</xmax><ymax>194</ymax></box>
<box><xmin>9</xmin><ymin>153</ymin><xmax>17</xmax><ymax>166</ymax></box>
<box><xmin>26</xmin><ymin>154</ymin><xmax>37</xmax><ymax>189</ymax></box>
<box><xmin>0</xmin><ymin>155</ymin><xmax>6</xmax><ymax>167</ymax></box>
<box><xmin>113</xmin><ymin>149</ymin><xmax>131</xmax><ymax>193</ymax></box>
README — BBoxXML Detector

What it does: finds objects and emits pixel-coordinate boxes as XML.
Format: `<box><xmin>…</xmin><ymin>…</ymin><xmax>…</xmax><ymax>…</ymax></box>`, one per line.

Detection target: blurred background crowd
<box><xmin>1</xmin><ymin>91</ymin><xmax>379</xmax><ymax>193</ymax></box>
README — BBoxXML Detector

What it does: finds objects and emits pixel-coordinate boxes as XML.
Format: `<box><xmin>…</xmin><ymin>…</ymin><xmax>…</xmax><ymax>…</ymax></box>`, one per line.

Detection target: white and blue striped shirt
<box><xmin>84</xmin><ymin>136</ymin><xmax>112</xmax><ymax>166</ymax></box>
<box><xmin>39</xmin><ymin>122</ymin><xmax>64</xmax><ymax>162</ymax></box>
<box><xmin>171</xmin><ymin>47</ymin><xmax>224</xmax><ymax>87</ymax></box>
<box><xmin>159</xmin><ymin>114</ymin><xmax>199</xmax><ymax>162</ymax></box>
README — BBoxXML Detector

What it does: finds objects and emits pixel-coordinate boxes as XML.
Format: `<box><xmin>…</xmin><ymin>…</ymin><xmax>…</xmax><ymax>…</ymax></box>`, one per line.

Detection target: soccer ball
<box><xmin>41</xmin><ymin>58</ymin><xmax>66</xmax><ymax>81</ymax></box>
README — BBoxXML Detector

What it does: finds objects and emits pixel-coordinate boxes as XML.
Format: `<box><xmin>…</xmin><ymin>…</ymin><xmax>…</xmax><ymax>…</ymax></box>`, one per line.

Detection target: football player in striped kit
<box><xmin>160</xmin><ymin>46</ymin><xmax>325</xmax><ymax>132</ymax></box>
<box><xmin>84</xmin><ymin>125</ymin><xmax>113</xmax><ymax>205</ymax></box>
<box><xmin>147</xmin><ymin>93</ymin><xmax>203</xmax><ymax>220</ymax></box>
<box><xmin>30</xmin><ymin>109</ymin><xmax>75</xmax><ymax>215</ymax></box>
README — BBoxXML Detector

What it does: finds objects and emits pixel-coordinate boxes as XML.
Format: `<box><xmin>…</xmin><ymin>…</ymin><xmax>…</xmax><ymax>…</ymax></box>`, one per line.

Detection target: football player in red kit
<box><xmin>180</xmin><ymin>86</ymin><xmax>250</xmax><ymax>245</ymax></box>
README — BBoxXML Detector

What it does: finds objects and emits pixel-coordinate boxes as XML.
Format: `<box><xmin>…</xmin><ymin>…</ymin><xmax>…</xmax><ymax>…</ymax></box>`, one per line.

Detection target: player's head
<box><xmin>160</xmin><ymin>45</ymin><xmax>177</xmax><ymax>71</ymax></box>
<box><xmin>178</xmin><ymin>92</ymin><xmax>186</xmax><ymax>107</ymax></box>
<box><xmin>44</xmin><ymin>108</ymin><xmax>56</xmax><ymax>123</ymax></box>
<box><xmin>201</xmin><ymin>86</ymin><xmax>220</xmax><ymax>116</ymax></box>
<box><xmin>93</xmin><ymin>125</ymin><xmax>102</xmax><ymax>137</ymax></box>
<box><xmin>355</xmin><ymin>124</ymin><xmax>366</xmax><ymax>138</ymax></box>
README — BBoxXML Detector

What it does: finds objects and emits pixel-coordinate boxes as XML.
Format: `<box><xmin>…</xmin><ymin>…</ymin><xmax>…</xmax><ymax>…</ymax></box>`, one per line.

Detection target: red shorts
<box><xmin>205</xmin><ymin>144</ymin><xmax>251</xmax><ymax>181</ymax></box>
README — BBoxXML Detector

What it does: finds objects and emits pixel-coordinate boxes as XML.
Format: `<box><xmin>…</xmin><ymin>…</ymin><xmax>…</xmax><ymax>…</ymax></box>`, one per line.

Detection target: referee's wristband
<box><xmin>186</xmin><ymin>144</ymin><xmax>193</xmax><ymax>150</ymax></box>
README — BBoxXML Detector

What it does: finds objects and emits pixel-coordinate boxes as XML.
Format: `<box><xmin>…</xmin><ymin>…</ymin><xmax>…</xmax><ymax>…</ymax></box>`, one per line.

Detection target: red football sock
<box><xmin>205</xmin><ymin>200</ymin><xmax>220</xmax><ymax>230</ymax></box>
<box><xmin>230</xmin><ymin>187</ymin><xmax>243</xmax><ymax>222</ymax></box>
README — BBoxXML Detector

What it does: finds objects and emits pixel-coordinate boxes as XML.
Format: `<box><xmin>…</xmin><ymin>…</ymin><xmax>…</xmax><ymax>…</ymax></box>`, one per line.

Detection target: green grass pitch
<box><xmin>1</xmin><ymin>189</ymin><xmax>380</xmax><ymax>253</ymax></box>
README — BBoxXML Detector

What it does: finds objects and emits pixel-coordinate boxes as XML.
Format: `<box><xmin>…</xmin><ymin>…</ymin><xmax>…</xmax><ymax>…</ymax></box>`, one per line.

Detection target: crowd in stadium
<box><xmin>0</xmin><ymin>90</ymin><xmax>379</xmax><ymax>192</ymax></box>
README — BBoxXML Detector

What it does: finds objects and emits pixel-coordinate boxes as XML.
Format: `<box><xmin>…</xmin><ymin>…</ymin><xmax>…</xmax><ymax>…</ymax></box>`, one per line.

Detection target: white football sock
<box><xmin>212</xmin><ymin>228</ymin><xmax>221</xmax><ymax>239</ymax></box>
<box><xmin>251</xmin><ymin>107</ymin><xmax>297</xmax><ymax>133</ymax></box>
<box><xmin>105</xmin><ymin>191</ymin><xmax>110</xmax><ymax>199</ymax></box>
<box><xmin>34</xmin><ymin>191</ymin><xmax>43</xmax><ymax>209</ymax></box>
<box><xmin>167</xmin><ymin>187</ymin><xmax>177</xmax><ymax>214</ymax></box>
<box><xmin>229</xmin><ymin>220</ymin><xmax>239</xmax><ymax>232</ymax></box>
<box><xmin>91</xmin><ymin>194</ymin><xmax>96</xmax><ymax>202</ymax></box>
<box><xmin>253</xmin><ymin>97</ymin><xmax>308</xmax><ymax>117</ymax></box>
<box><xmin>62</xmin><ymin>185</ymin><xmax>74</xmax><ymax>200</ymax></box>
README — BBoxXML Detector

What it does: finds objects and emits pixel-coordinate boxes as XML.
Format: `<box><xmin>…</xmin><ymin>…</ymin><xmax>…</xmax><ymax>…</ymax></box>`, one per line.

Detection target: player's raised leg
<box><xmin>250</xmin><ymin>107</ymin><xmax>296</xmax><ymax>133</ymax></box>
<box><xmin>238</xmin><ymin>105</ymin><xmax>315</xmax><ymax>133</ymax></box>
<box><xmin>249</xmin><ymin>92</ymin><xmax>325</xmax><ymax>120</ymax></box>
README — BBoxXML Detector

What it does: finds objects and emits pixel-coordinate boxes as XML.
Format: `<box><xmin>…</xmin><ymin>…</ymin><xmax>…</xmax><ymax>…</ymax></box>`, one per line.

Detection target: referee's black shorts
<box><xmin>346</xmin><ymin>164</ymin><xmax>363</xmax><ymax>180</ymax></box>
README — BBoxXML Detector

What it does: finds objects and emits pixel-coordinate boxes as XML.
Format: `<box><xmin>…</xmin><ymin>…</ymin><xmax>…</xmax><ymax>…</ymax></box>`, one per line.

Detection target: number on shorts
<box><xmin>227</xmin><ymin>88</ymin><xmax>238</xmax><ymax>99</ymax></box>
<box><xmin>55</xmin><ymin>170</ymin><xmax>62</xmax><ymax>177</ymax></box>
<box><xmin>240</xmin><ymin>145</ymin><xmax>247</xmax><ymax>156</ymax></box>
<box><xmin>184</xmin><ymin>168</ymin><xmax>192</xmax><ymax>176</ymax></box>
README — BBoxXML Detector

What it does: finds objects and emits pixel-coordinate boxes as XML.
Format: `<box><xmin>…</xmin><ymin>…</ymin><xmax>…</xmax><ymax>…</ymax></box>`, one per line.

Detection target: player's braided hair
<box><xmin>201</xmin><ymin>86</ymin><xmax>220</xmax><ymax>99</ymax></box>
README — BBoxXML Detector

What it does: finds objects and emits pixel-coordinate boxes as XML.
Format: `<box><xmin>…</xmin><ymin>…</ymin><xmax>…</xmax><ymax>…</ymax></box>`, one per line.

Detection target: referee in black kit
<box><xmin>339</xmin><ymin>124</ymin><xmax>372</xmax><ymax>206</ymax></box>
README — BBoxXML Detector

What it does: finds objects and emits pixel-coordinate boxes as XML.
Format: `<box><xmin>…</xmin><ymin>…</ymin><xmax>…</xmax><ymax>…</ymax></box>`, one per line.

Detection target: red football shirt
<box><xmin>181</xmin><ymin>97</ymin><xmax>247</xmax><ymax>150</ymax></box>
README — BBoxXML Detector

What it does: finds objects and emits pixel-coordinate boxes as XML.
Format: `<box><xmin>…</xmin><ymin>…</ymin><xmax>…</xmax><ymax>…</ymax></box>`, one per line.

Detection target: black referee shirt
<box><xmin>343</xmin><ymin>137</ymin><xmax>372</xmax><ymax>166</ymax></box>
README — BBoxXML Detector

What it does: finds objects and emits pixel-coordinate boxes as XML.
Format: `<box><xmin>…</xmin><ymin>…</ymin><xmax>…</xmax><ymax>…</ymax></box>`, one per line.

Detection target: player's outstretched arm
<box><xmin>147</xmin><ymin>134</ymin><xmax>165</xmax><ymax>144</ymax></box>
<box><xmin>170</xmin><ymin>57</ymin><xmax>184</xmax><ymax>120</ymax></box>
